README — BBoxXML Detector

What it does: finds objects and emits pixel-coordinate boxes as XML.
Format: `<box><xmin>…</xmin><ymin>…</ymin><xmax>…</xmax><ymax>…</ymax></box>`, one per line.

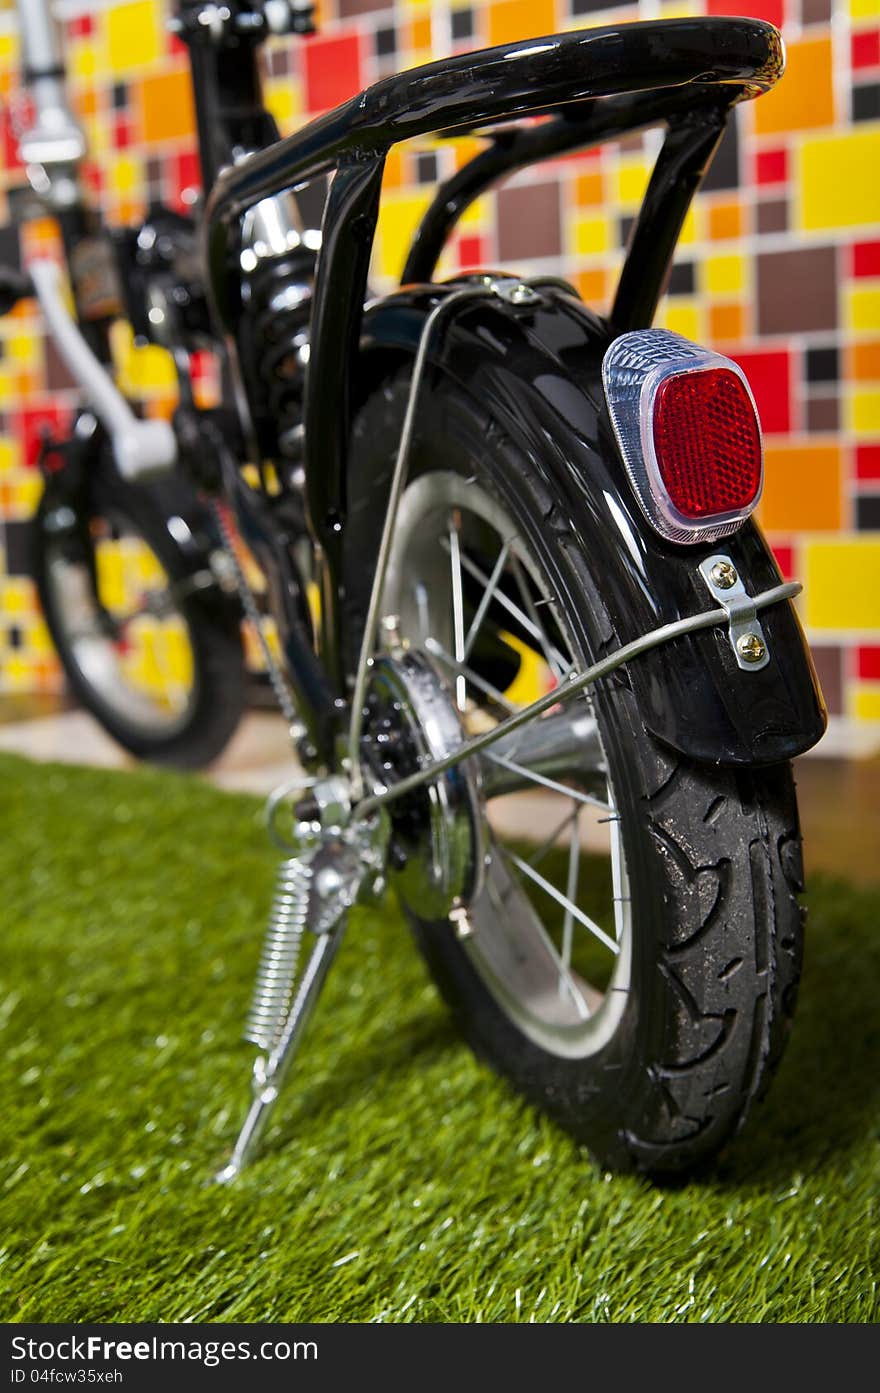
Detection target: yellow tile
<box><xmin>661</xmin><ymin>302</ymin><xmax>700</xmax><ymax>340</ymax></box>
<box><xmin>804</xmin><ymin>539</ymin><xmax>880</xmax><ymax>630</ymax></box>
<box><xmin>459</xmin><ymin>195</ymin><xmax>490</xmax><ymax>231</ymax></box>
<box><xmin>2</xmin><ymin>578</ymin><xmax>34</xmax><ymax>614</ymax></box>
<box><xmin>0</xmin><ymin>440</ymin><xmax>19</xmax><ymax>474</ymax></box>
<box><xmin>376</xmin><ymin>193</ymin><xmax>432</xmax><ymax>282</ymax></box>
<box><xmin>70</xmin><ymin>42</ymin><xmax>97</xmax><ymax>81</ymax></box>
<box><xmin>678</xmin><ymin>205</ymin><xmax>699</xmax><ymax>247</ymax></box>
<box><xmin>703</xmin><ymin>254</ymin><xmax>746</xmax><ymax>296</ymax></box>
<box><xmin>110</xmin><ymin>157</ymin><xmax>140</xmax><ymax>197</ymax></box>
<box><xmin>799</xmin><ymin>130</ymin><xmax>880</xmax><ymax>230</ymax></box>
<box><xmin>6</xmin><ymin>333</ymin><xmax>37</xmax><ymax>367</ymax></box>
<box><xmin>854</xmin><ymin>687</ymin><xmax>880</xmax><ymax>722</ymax></box>
<box><xmin>847</xmin><ymin>388</ymin><xmax>880</xmax><ymax>434</ymax></box>
<box><xmin>573</xmin><ymin>214</ymin><xmax>612</xmax><ymax>257</ymax></box>
<box><xmin>10</xmin><ymin>476</ymin><xmax>41</xmax><ymax>518</ymax></box>
<box><xmin>849</xmin><ymin>0</ymin><xmax>880</xmax><ymax>17</ymax></box>
<box><xmin>755</xmin><ymin>36</ymin><xmax>834</xmax><ymax>136</ymax></box>
<box><xmin>615</xmin><ymin>159</ymin><xmax>651</xmax><ymax>208</ymax></box>
<box><xmin>105</xmin><ymin>1</ymin><xmax>161</xmax><ymax>76</ymax></box>
<box><xmin>844</xmin><ymin>287</ymin><xmax>880</xmax><ymax>334</ymax></box>
<box><xmin>265</xmin><ymin>80</ymin><xmax>301</xmax><ymax>133</ymax></box>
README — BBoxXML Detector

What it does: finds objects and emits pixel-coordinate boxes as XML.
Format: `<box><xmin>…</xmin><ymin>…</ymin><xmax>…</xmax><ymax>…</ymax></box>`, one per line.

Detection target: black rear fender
<box><xmin>358</xmin><ymin>284</ymin><xmax>826</xmax><ymax>767</ymax></box>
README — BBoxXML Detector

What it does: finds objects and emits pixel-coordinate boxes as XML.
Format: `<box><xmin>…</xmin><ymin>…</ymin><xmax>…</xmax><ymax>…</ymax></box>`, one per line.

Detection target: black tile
<box><xmin>416</xmin><ymin>151</ymin><xmax>438</xmax><ymax>185</ymax></box>
<box><xmin>853</xmin><ymin>83</ymin><xmax>880</xmax><ymax>123</ymax></box>
<box><xmin>572</xmin><ymin>0</ymin><xmax>617</xmax><ymax>13</ymax></box>
<box><xmin>856</xmin><ymin>495</ymin><xmax>880</xmax><ymax>530</ymax></box>
<box><xmin>702</xmin><ymin>112</ymin><xmax>739</xmax><ymax>193</ymax></box>
<box><xmin>451</xmin><ymin>8</ymin><xmax>473</xmax><ymax>40</ymax></box>
<box><xmin>618</xmin><ymin>214</ymin><xmax>635</xmax><ymax>248</ymax></box>
<box><xmin>7</xmin><ymin>626</ymin><xmax>21</xmax><ymax>651</ymax></box>
<box><xmin>806</xmin><ymin>346</ymin><xmax>839</xmax><ymax>383</ymax></box>
<box><xmin>112</xmin><ymin>82</ymin><xmax>127</xmax><ymax>110</ymax></box>
<box><xmin>0</xmin><ymin>224</ymin><xmax>22</xmax><ymax>276</ymax></box>
<box><xmin>667</xmin><ymin>261</ymin><xmax>695</xmax><ymax>296</ymax></box>
<box><xmin>375</xmin><ymin>26</ymin><xmax>396</xmax><ymax>56</ymax></box>
<box><xmin>3</xmin><ymin>521</ymin><xmax>32</xmax><ymax>577</ymax></box>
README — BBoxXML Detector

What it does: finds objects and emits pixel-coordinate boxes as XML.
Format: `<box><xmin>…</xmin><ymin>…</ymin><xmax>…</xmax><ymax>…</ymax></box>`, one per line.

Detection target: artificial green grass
<box><xmin>1</xmin><ymin>751</ymin><xmax>877</xmax><ymax>1323</ymax></box>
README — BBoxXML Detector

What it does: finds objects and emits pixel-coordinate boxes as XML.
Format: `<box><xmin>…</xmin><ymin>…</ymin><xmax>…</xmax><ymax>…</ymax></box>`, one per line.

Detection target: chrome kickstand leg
<box><xmin>215</xmin><ymin>776</ymin><xmax>388</xmax><ymax>1182</ymax></box>
<box><xmin>215</xmin><ymin>921</ymin><xmax>346</xmax><ymax>1184</ymax></box>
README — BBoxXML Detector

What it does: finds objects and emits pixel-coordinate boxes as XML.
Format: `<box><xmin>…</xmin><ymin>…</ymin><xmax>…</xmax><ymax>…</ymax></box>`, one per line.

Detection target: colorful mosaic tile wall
<box><xmin>0</xmin><ymin>0</ymin><xmax>878</xmax><ymax>750</ymax></box>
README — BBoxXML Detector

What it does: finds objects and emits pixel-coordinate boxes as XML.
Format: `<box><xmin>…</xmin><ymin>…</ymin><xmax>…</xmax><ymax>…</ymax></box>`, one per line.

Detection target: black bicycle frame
<box><xmin>201</xmin><ymin>16</ymin><xmax>784</xmax><ymax>755</ymax></box>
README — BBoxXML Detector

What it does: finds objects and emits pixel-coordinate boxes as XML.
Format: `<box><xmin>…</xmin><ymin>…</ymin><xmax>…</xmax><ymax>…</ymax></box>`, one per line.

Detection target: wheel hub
<box><xmin>362</xmin><ymin>649</ymin><xmax>483</xmax><ymax>921</ymax></box>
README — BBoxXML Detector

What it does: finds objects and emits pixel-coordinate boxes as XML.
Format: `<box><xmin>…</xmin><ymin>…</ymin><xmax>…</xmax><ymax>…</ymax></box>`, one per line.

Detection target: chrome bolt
<box><xmin>736</xmin><ymin>632</ymin><xmax>767</xmax><ymax>664</ymax></box>
<box><xmin>710</xmin><ymin>560</ymin><xmax>738</xmax><ymax>590</ymax></box>
<box><xmin>510</xmin><ymin>283</ymin><xmax>538</xmax><ymax>305</ymax></box>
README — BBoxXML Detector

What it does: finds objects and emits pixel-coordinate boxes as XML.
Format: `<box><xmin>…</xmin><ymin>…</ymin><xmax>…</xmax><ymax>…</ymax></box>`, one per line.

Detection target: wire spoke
<box><xmin>560</xmin><ymin>806</ymin><xmax>581</xmax><ymax>992</ymax></box>
<box><xmin>448</xmin><ymin>513</ymin><xmax>467</xmax><ymax>712</ymax></box>
<box><xmin>510</xmin><ymin>552</ymin><xmax>570</xmax><ymax>681</ymax></box>
<box><xmin>424</xmin><ymin>636</ymin><xmax>518</xmax><ymax>714</ymax></box>
<box><xmin>463</xmin><ymin>538</ymin><xmax>512</xmax><ymax>659</ymax></box>
<box><xmin>503</xmin><ymin>846</ymin><xmax>620</xmax><ymax>956</ymax></box>
<box><xmin>482</xmin><ymin>750</ymin><xmax>612</xmax><ymax>811</ymax></box>
<box><xmin>498</xmin><ymin>848</ymin><xmax>592</xmax><ymax>1019</ymax></box>
<box><xmin>439</xmin><ymin>539</ymin><xmax>569</xmax><ymax>674</ymax></box>
<box><xmin>526</xmin><ymin>804</ymin><xmax>580</xmax><ymax>869</ymax></box>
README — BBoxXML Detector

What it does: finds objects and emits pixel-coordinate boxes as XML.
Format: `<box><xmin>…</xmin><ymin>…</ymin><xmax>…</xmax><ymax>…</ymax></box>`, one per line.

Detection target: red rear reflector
<box><xmin>652</xmin><ymin>368</ymin><xmax>762</xmax><ymax>520</ymax></box>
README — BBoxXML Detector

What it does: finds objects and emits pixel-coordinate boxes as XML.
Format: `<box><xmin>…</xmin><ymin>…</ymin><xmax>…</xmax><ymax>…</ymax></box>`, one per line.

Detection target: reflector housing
<box><xmin>602</xmin><ymin>329</ymin><xmax>764</xmax><ymax>544</ymax></box>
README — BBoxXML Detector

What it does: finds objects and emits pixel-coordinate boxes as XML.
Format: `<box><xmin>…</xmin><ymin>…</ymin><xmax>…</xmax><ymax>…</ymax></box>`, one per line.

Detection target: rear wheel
<box><xmin>347</xmin><ymin>369</ymin><xmax>805</xmax><ymax>1176</ymax></box>
<box><xmin>33</xmin><ymin>470</ymin><xmax>246</xmax><ymax>769</ymax></box>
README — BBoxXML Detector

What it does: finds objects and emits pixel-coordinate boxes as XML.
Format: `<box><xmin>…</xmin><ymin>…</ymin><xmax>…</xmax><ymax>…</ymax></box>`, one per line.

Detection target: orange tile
<box><xmin>76</xmin><ymin>89</ymin><xmax>97</xmax><ymax>118</ymax></box>
<box><xmin>755</xmin><ymin>36</ymin><xmax>834</xmax><ymax>136</ymax></box>
<box><xmin>139</xmin><ymin>68</ymin><xmax>195</xmax><ymax>144</ymax></box>
<box><xmin>408</xmin><ymin>17</ymin><xmax>432</xmax><ymax>50</ymax></box>
<box><xmin>708</xmin><ymin>200</ymin><xmax>743</xmax><ymax>240</ymax></box>
<box><xmin>383</xmin><ymin>146</ymin><xmax>405</xmax><ymax>190</ymax></box>
<box><xmin>575</xmin><ymin>268</ymin><xmax>608</xmax><ymax>305</ymax></box>
<box><xmin>709</xmin><ymin>303</ymin><xmax>745</xmax><ymax>343</ymax></box>
<box><xmin>758</xmin><ymin>443</ymin><xmax>842</xmax><ymax>532</ymax></box>
<box><xmin>489</xmin><ymin>0</ymin><xmax>557</xmax><ymax>47</ymax></box>
<box><xmin>851</xmin><ymin>341</ymin><xmax>880</xmax><ymax>381</ymax></box>
<box><xmin>575</xmin><ymin>172</ymin><xmax>605</xmax><ymax>207</ymax></box>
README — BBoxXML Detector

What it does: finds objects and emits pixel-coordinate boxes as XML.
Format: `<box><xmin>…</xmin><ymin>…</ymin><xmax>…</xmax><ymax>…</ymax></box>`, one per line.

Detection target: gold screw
<box><xmin>737</xmin><ymin>632</ymin><xmax>766</xmax><ymax>664</ymax></box>
<box><xmin>710</xmin><ymin>559</ymin><xmax>738</xmax><ymax>589</ymax></box>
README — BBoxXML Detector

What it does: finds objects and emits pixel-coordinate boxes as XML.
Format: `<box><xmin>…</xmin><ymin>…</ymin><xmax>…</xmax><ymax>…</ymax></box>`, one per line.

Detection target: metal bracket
<box><xmin>698</xmin><ymin>554</ymin><xmax>770</xmax><ymax>671</ymax></box>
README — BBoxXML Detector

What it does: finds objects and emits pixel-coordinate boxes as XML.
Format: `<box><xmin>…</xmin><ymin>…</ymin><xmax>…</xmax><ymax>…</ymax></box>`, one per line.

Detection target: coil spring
<box><xmin>241</xmin><ymin>248</ymin><xmax>317</xmax><ymax>459</ymax></box>
<box><xmin>244</xmin><ymin>856</ymin><xmax>312</xmax><ymax>1052</ymax></box>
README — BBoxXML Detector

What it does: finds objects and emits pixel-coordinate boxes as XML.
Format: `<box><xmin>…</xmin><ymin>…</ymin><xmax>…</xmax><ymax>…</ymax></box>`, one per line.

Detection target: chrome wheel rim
<box><xmin>45</xmin><ymin>514</ymin><xmax>197</xmax><ymax>737</ymax></box>
<box><xmin>383</xmin><ymin>472</ymin><xmax>632</xmax><ymax>1059</ymax></box>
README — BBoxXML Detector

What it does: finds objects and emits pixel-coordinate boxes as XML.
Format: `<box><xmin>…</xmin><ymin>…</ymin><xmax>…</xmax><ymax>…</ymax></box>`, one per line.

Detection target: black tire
<box><xmin>32</xmin><ymin>469</ymin><xmax>246</xmax><ymax>770</ymax></box>
<box><xmin>346</xmin><ymin>368</ymin><xmax>805</xmax><ymax>1178</ymax></box>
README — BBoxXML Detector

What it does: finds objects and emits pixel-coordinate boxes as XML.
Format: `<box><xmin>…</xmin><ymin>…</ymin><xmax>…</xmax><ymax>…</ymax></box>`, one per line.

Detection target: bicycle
<box><xmin>11</xmin><ymin>0</ymin><xmax>828</xmax><ymax>1180</ymax></box>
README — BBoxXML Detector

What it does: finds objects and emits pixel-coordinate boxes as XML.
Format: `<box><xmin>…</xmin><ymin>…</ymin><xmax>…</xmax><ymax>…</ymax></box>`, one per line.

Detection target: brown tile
<box><xmin>801</xmin><ymin>0</ymin><xmax>832</xmax><ymax>25</ymax></box>
<box><xmin>756</xmin><ymin>199</ymin><xmax>788</xmax><ymax>235</ymax></box>
<box><xmin>44</xmin><ymin>336</ymin><xmax>77</xmax><ymax>392</ymax></box>
<box><xmin>809</xmin><ymin>645</ymin><xmax>842</xmax><ymax>715</ymax></box>
<box><xmin>338</xmin><ymin>0</ymin><xmax>393</xmax><ymax>15</ymax></box>
<box><xmin>497</xmin><ymin>180</ymin><xmax>561</xmax><ymax>263</ymax></box>
<box><xmin>807</xmin><ymin>392</ymin><xmax>839</xmax><ymax>433</ymax></box>
<box><xmin>757</xmin><ymin>245</ymin><xmax>837</xmax><ymax>335</ymax></box>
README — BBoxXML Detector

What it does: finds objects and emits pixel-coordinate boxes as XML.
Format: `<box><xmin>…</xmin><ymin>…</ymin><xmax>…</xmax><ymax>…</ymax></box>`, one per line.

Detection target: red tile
<box><xmin>755</xmin><ymin>148</ymin><xmax>787</xmax><ymax>185</ymax></box>
<box><xmin>457</xmin><ymin>235</ymin><xmax>487</xmax><ymax>270</ymax></box>
<box><xmin>68</xmin><ymin>15</ymin><xmax>94</xmax><ymax>39</ymax></box>
<box><xmin>852</xmin><ymin>240</ymin><xmax>880</xmax><ymax>278</ymax></box>
<box><xmin>730</xmin><ymin>349</ymin><xmax>792</xmax><ymax>434</ymax></box>
<box><xmin>857</xmin><ymin>646</ymin><xmax>880</xmax><ymax>680</ymax></box>
<box><xmin>303</xmin><ymin>34</ymin><xmax>364</xmax><ymax>113</ymax></box>
<box><xmin>856</xmin><ymin>444</ymin><xmax>880</xmax><ymax>480</ymax></box>
<box><xmin>18</xmin><ymin>405</ymin><xmax>69</xmax><ymax>468</ymax></box>
<box><xmin>852</xmin><ymin>29</ymin><xmax>880</xmax><ymax>70</ymax></box>
<box><xmin>770</xmin><ymin>541</ymin><xmax>794</xmax><ymax>579</ymax></box>
<box><xmin>172</xmin><ymin>149</ymin><xmax>202</xmax><ymax>211</ymax></box>
<box><xmin>707</xmin><ymin>0</ymin><xmax>784</xmax><ymax>27</ymax></box>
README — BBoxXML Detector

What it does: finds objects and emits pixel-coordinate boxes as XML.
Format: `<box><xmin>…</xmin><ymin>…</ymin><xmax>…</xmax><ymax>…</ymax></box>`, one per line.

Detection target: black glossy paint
<box><xmin>203</xmin><ymin>17</ymin><xmax>786</xmax><ymax>736</ymax></box>
<box><xmin>358</xmin><ymin>284</ymin><xmax>826</xmax><ymax>765</ymax></box>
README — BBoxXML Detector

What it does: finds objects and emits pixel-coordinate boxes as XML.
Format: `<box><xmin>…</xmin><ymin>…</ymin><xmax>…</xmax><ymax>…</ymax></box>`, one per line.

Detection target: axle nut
<box><xmin>736</xmin><ymin>632</ymin><xmax>767</xmax><ymax>664</ymax></box>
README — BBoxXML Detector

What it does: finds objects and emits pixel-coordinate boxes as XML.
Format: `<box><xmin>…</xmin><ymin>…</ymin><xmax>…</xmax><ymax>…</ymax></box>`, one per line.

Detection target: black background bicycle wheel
<box><xmin>32</xmin><ymin>466</ymin><xmax>246</xmax><ymax>770</ymax></box>
<box><xmin>345</xmin><ymin>367</ymin><xmax>805</xmax><ymax>1178</ymax></box>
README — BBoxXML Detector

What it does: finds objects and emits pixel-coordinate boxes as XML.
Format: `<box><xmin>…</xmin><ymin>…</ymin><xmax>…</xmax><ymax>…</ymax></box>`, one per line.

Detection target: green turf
<box><xmin>1</xmin><ymin>752</ymin><xmax>877</xmax><ymax>1322</ymax></box>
